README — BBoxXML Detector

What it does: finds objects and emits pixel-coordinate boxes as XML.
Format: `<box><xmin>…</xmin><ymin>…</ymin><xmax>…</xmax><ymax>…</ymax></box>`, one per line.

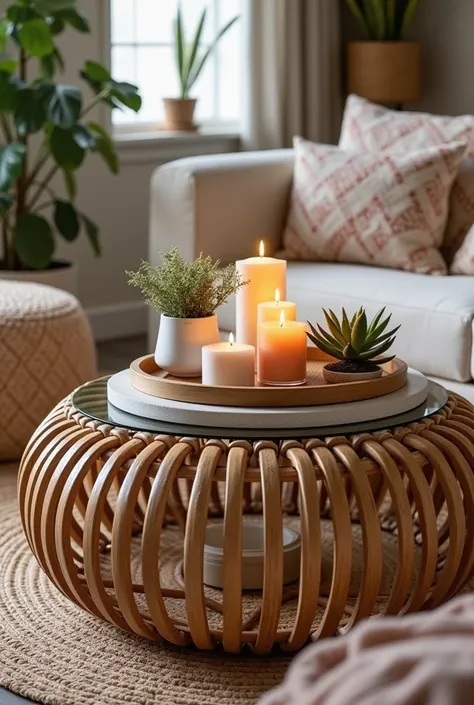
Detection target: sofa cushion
<box><xmin>218</xmin><ymin>263</ymin><xmax>474</xmax><ymax>382</ymax></box>
<box><xmin>280</xmin><ymin>137</ymin><xmax>466</xmax><ymax>275</ymax></box>
<box><xmin>339</xmin><ymin>94</ymin><xmax>474</xmax><ymax>270</ymax></box>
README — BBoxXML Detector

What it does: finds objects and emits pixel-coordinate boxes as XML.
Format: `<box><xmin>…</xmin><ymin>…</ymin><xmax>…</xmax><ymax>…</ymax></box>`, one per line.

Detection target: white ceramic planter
<box><xmin>0</xmin><ymin>260</ymin><xmax>78</xmax><ymax>296</ymax></box>
<box><xmin>155</xmin><ymin>313</ymin><xmax>220</xmax><ymax>377</ymax></box>
<box><xmin>203</xmin><ymin>520</ymin><xmax>301</xmax><ymax>590</ymax></box>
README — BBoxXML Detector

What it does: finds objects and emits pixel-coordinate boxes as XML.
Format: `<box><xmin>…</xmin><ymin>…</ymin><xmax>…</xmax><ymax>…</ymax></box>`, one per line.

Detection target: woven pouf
<box><xmin>0</xmin><ymin>281</ymin><xmax>96</xmax><ymax>460</ymax></box>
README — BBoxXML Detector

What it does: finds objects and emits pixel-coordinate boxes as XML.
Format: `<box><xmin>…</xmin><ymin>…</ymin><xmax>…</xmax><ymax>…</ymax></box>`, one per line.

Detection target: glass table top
<box><xmin>72</xmin><ymin>377</ymin><xmax>449</xmax><ymax>441</ymax></box>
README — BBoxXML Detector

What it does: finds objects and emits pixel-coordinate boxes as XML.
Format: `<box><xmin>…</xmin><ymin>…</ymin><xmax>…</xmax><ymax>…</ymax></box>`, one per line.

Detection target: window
<box><xmin>110</xmin><ymin>0</ymin><xmax>243</xmax><ymax>131</ymax></box>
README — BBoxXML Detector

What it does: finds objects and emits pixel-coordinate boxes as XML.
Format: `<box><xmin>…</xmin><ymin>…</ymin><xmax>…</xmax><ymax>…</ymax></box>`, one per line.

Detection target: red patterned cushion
<box><xmin>281</xmin><ymin>137</ymin><xmax>466</xmax><ymax>275</ymax></box>
<box><xmin>340</xmin><ymin>95</ymin><xmax>474</xmax><ymax>273</ymax></box>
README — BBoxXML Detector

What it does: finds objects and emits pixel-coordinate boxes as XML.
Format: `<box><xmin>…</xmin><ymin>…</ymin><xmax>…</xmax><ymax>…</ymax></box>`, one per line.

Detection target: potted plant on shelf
<box><xmin>0</xmin><ymin>0</ymin><xmax>141</xmax><ymax>293</ymax></box>
<box><xmin>163</xmin><ymin>4</ymin><xmax>239</xmax><ymax>132</ymax></box>
<box><xmin>345</xmin><ymin>0</ymin><xmax>422</xmax><ymax>105</ymax></box>
<box><xmin>307</xmin><ymin>307</ymin><xmax>400</xmax><ymax>384</ymax></box>
<box><xmin>128</xmin><ymin>248</ymin><xmax>248</xmax><ymax>377</ymax></box>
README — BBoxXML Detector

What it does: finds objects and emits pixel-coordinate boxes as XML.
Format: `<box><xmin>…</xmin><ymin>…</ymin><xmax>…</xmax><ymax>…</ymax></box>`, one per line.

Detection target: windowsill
<box><xmin>114</xmin><ymin>127</ymin><xmax>242</xmax><ymax>165</ymax></box>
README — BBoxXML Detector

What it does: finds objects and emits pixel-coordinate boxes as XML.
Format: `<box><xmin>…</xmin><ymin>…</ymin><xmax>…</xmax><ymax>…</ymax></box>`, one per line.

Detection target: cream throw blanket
<box><xmin>261</xmin><ymin>596</ymin><xmax>474</xmax><ymax>705</ymax></box>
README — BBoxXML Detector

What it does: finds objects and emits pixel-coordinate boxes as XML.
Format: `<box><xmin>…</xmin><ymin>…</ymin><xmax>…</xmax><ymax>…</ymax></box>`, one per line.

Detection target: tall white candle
<box><xmin>202</xmin><ymin>333</ymin><xmax>255</xmax><ymax>387</ymax></box>
<box><xmin>236</xmin><ymin>241</ymin><xmax>287</xmax><ymax>347</ymax></box>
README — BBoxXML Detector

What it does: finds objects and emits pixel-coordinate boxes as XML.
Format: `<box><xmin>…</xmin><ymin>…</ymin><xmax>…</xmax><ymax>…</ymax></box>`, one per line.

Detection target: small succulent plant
<box><xmin>307</xmin><ymin>307</ymin><xmax>400</xmax><ymax>367</ymax></box>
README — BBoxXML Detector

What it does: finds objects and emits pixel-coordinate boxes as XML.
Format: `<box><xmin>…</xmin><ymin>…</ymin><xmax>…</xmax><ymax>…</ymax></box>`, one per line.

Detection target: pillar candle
<box><xmin>202</xmin><ymin>333</ymin><xmax>255</xmax><ymax>387</ymax></box>
<box><xmin>236</xmin><ymin>241</ymin><xmax>287</xmax><ymax>347</ymax></box>
<box><xmin>258</xmin><ymin>311</ymin><xmax>307</xmax><ymax>387</ymax></box>
<box><xmin>258</xmin><ymin>289</ymin><xmax>297</xmax><ymax>325</ymax></box>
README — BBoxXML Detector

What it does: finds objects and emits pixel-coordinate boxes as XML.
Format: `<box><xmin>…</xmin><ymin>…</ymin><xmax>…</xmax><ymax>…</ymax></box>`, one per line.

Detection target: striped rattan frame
<box><xmin>18</xmin><ymin>391</ymin><xmax>474</xmax><ymax>654</ymax></box>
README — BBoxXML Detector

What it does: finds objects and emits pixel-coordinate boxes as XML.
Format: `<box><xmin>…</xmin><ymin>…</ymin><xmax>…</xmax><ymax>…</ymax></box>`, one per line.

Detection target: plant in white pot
<box><xmin>307</xmin><ymin>307</ymin><xmax>400</xmax><ymax>384</ymax></box>
<box><xmin>128</xmin><ymin>248</ymin><xmax>248</xmax><ymax>377</ymax></box>
<box><xmin>0</xmin><ymin>0</ymin><xmax>141</xmax><ymax>293</ymax></box>
<box><xmin>345</xmin><ymin>0</ymin><xmax>422</xmax><ymax>105</ymax></box>
<box><xmin>163</xmin><ymin>5</ymin><xmax>239</xmax><ymax>132</ymax></box>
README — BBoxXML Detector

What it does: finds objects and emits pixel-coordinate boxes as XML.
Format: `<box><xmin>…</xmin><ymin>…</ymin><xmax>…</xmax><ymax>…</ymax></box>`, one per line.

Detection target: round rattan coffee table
<box><xmin>18</xmin><ymin>378</ymin><xmax>474</xmax><ymax>654</ymax></box>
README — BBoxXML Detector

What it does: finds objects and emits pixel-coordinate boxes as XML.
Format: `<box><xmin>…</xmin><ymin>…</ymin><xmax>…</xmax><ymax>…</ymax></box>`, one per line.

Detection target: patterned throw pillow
<box><xmin>339</xmin><ymin>94</ymin><xmax>474</xmax><ymax>273</ymax></box>
<box><xmin>281</xmin><ymin>137</ymin><xmax>467</xmax><ymax>275</ymax></box>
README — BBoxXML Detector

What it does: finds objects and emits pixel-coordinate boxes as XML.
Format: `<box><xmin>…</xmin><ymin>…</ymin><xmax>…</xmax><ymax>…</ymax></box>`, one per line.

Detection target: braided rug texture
<box><xmin>0</xmin><ymin>465</ymin><xmax>290</xmax><ymax>705</ymax></box>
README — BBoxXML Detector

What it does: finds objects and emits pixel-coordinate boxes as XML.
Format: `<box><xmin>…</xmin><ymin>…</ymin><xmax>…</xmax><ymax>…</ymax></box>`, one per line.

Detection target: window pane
<box><xmin>193</xmin><ymin>52</ymin><xmax>215</xmax><ymax>122</ymax></box>
<box><xmin>112</xmin><ymin>46</ymin><xmax>137</xmax><ymax>125</ymax></box>
<box><xmin>135</xmin><ymin>0</ymin><xmax>178</xmax><ymax>44</ymax></box>
<box><xmin>217</xmin><ymin>21</ymin><xmax>241</xmax><ymax>122</ymax></box>
<box><xmin>180</xmin><ymin>0</ymin><xmax>215</xmax><ymax>45</ymax></box>
<box><xmin>111</xmin><ymin>0</ymin><xmax>135</xmax><ymax>44</ymax></box>
<box><xmin>136</xmin><ymin>46</ymin><xmax>179</xmax><ymax>123</ymax></box>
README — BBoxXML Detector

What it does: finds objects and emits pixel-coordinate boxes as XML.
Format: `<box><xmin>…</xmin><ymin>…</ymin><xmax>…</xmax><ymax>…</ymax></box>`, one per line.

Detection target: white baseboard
<box><xmin>86</xmin><ymin>301</ymin><xmax>148</xmax><ymax>341</ymax></box>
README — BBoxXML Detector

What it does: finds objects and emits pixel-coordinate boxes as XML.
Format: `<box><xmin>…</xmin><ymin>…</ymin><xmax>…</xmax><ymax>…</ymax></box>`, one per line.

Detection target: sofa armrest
<box><xmin>149</xmin><ymin>149</ymin><xmax>294</xmax><ymax>264</ymax></box>
<box><xmin>148</xmin><ymin>149</ymin><xmax>295</xmax><ymax>346</ymax></box>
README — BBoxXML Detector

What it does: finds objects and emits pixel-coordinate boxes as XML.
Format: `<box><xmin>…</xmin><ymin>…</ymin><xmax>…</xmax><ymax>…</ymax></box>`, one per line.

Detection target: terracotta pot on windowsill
<box><xmin>347</xmin><ymin>41</ymin><xmax>421</xmax><ymax>105</ymax></box>
<box><xmin>163</xmin><ymin>98</ymin><xmax>198</xmax><ymax>132</ymax></box>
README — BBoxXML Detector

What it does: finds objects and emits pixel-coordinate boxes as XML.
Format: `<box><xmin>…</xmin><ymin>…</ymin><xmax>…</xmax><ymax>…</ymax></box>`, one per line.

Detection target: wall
<box><xmin>1</xmin><ymin>0</ymin><xmax>239</xmax><ymax>339</ymax></box>
<box><xmin>340</xmin><ymin>0</ymin><xmax>474</xmax><ymax>116</ymax></box>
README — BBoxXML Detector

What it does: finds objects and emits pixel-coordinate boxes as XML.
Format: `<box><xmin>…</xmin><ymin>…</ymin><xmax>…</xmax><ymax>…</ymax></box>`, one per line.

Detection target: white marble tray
<box><xmin>107</xmin><ymin>368</ymin><xmax>429</xmax><ymax>431</ymax></box>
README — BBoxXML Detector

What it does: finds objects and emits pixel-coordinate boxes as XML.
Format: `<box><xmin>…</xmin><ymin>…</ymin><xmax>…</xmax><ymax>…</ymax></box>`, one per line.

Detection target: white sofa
<box><xmin>149</xmin><ymin>150</ymin><xmax>474</xmax><ymax>404</ymax></box>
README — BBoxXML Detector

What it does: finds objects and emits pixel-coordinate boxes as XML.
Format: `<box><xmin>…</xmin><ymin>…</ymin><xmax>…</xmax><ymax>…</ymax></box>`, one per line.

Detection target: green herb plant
<box><xmin>174</xmin><ymin>4</ymin><xmax>238</xmax><ymax>100</ymax></box>
<box><xmin>128</xmin><ymin>248</ymin><xmax>248</xmax><ymax>319</ymax></box>
<box><xmin>345</xmin><ymin>0</ymin><xmax>422</xmax><ymax>40</ymax></box>
<box><xmin>307</xmin><ymin>307</ymin><xmax>400</xmax><ymax>366</ymax></box>
<box><xmin>0</xmin><ymin>0</ymin><xmax>141</xmax><ymax>271</ymax></box>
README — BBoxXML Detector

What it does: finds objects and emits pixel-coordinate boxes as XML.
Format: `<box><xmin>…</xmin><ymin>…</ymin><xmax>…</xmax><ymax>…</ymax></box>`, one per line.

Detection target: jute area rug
<box><xmin>0</xmin><ymin>465</ymin><xmax>290</xmax><ymax>705</ymax></box>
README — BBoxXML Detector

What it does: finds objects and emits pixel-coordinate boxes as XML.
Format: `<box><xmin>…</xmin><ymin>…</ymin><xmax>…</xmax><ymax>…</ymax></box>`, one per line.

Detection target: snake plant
<box><xmin>345</xmin><ymin>0</ymin><xmax>422</xmax><ymax>40</ymax></box>
<box><xmin>174</xmin><ymin>5</ymin><xmax>239</xmax><ymax>100</ymax></box>
<box><xmin>307</xmin><ymin>308</ymin><xmax>400</xmax><ymax>366</ymax></box>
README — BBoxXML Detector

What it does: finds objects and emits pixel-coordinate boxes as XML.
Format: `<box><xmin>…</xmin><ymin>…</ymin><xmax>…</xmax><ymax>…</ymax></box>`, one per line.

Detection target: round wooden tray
<box><xmin>130</xmin><ymin>349</ymin><xmax>408</xmax><ymax>408</ymax></box>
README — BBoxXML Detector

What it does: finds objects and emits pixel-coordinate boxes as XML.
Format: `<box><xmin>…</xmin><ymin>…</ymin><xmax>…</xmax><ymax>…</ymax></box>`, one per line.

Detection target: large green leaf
<box><xmin>57</xmin><ymin>8</ymin><xmax>90</xmax><ymax>33</ymax></box>
<box><xmin>50</xmin><ymin>126</ymin><xmax>85</xmax><ymax>170</ymax></box>
<box><xmin>0</xmin><ymin>142</ymin><xmax>25</xmax><ymax>189</ymax></box>
<box><xmin>110</xmin><ymin>81</ymin><xmax>141</xmax><ymax>112</ymax></box>
<box><xmin>84</xmin><ymin>60</ymin><xmax>111</xmax><ymax>83</ymax></box>
<box><xmin>46</xmin><ymin>84</ymin><xmax>82</xmax><ymax>128</ymax></box>
<box><xmin>88</xmin><ymin>121</ymin><xmax>118</xmax><ymax>174</ymax></box>
<box><xmin>41</xmin><ymin>46</ymin><xmax>65</xmax><ymax>77</ymax></box>
<box><xmin>81</xmin><ymin>213</ymin><xmax>100</xmax><ymax>256</ymax></box>
<box><xmin>18</xmin><ymin>18</ymin><xmax>53</xmax><ymax>57</ymax></box>
<box><xmin>13</xmin><ymin>213</ymin><xmax>55</xmax><ymax>269</ymax></box>
<box><xmin>0</xmin><ymin>191</ymin><xmax>14</xmax><ymax>215</ymax></box>
<box><xmin>0</xmin><ymin>71</ymin><xmax>19</xmax><ymax>112</ymax></box>
<box><xmin>0</xmin><ymin>18</ymin><xmax>10</xmax><ymax>52</ymax></box>
<box><xmin>72</xmin><ymin>124</ymin><xmax>96</xmax><ymax>149</ymax></box>
<box><xmin>35</xmin><ymin>0</ymin><xmax>77</xmax><ymax>13</ymax></box>
<box><xmin>14</xmin><ymin>85</ymin><xmax>47</xmax><ymax>134</ymax></box>
<box><xmin>6</xmin><ymin>5</ymin><xmax>39</xmax><ymax>24</ymax></box>
<box><xmin>54</xmin><ymin>199</ymin><xmax>80</xmax><ymax>241</ymax></box>
<box><xmin>0</xmin><ymin>60</ymin><xmax>18</xmax><ymax>73</ymax></box>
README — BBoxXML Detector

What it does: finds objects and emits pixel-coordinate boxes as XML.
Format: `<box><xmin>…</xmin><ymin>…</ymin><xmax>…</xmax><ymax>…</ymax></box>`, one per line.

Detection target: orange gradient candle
<box><xmin>258</xmin><ymin>288</ymin><xmax>297</xmax><ymax>325</ymax></box>
<box><xmin>236</xmin><ymin>241</ymin><xmax>287</xmax><ymax>348</ymax></box>
<box><xmin>257</xmin><ymin>311</ymin><xmax>307</xmax><ymax>387</ymax></box>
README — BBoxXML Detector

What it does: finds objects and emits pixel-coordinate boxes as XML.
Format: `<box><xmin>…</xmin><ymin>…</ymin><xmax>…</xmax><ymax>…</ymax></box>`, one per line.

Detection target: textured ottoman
<box><xmin>0</xmin><ymin>281</ymin><xmax>97</xmax><ymax>460</ymax></box>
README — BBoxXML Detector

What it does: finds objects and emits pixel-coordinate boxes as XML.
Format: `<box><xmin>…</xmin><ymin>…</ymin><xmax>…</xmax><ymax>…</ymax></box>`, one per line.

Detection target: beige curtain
<box><xmin>242</xmin><ymin>0</ymin><xmax>342</xmax><ymax>150</ymax></box>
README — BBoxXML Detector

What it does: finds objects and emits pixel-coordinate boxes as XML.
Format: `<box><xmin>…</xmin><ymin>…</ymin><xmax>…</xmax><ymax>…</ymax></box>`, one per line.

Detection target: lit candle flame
<box><xmin>259</xmin><ymin>240</ymin><xmax>265</xmax><ymax>258</ymax></box>
<box><xmin>275</xmin><ymin>288</ymin><xmax>280</xmax><ymax>305</ymax></box>
<box><xmin>279</xmin><ymin>310</ymin><xmax>285</xmax><ymax>328</ymax></box>
<box><xmin>229</xmin><ymin>332</ymin><xmax>234</xmax><ymax>346</ymax></box>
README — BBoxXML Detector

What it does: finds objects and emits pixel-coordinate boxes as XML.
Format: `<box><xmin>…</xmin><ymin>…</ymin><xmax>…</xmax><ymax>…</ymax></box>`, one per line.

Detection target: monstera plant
<box><xmin>0</xmin><ymin>0</ymin><xmax>141</xmax><ymax>271</ymax></box>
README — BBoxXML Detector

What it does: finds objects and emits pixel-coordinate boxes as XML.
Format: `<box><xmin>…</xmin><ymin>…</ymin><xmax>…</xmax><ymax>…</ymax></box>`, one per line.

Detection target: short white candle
<box><xmin>202</xmin><ymin>333</ymin><xmax>255</xmax><ymax>387</ymax></box>
<box><xmin>236</xmin><ymin>241</ymin><xmax>287</xmax><ymax>348</ymax></box>
<box><xmin>258</xmin><ymin>289</ymin><xmax>297</xmax><ymax>325</ymax></box>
